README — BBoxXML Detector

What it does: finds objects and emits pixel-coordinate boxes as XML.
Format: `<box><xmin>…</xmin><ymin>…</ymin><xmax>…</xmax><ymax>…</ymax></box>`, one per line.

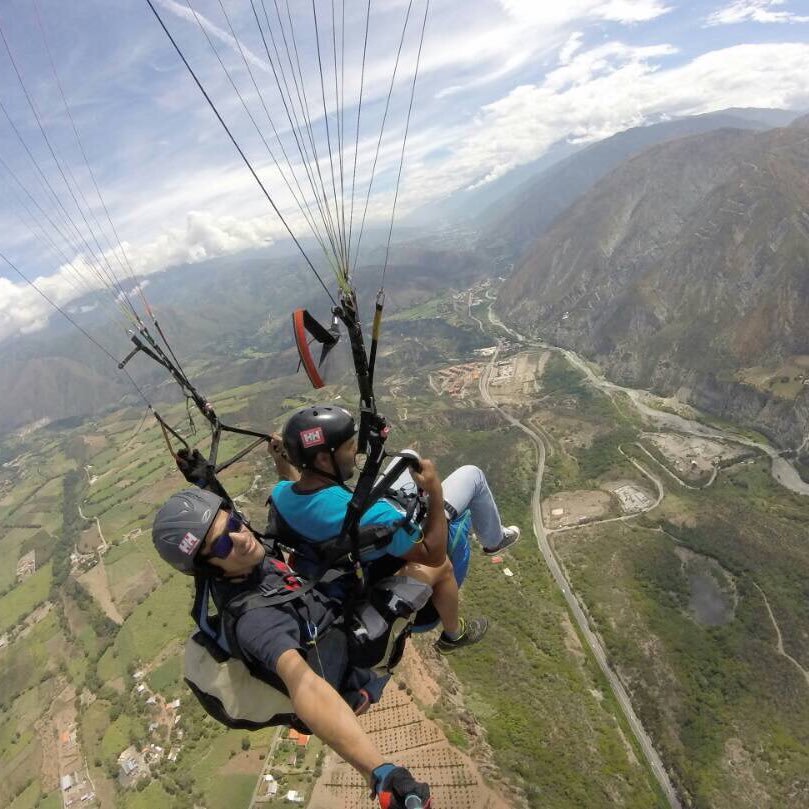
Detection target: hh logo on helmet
<box><xmin>179</xmin><ymin>532</ymin><xmax>202</xmax><ymax>555</ymax></box>
<box><xmin>300</xmin><ymin>427</ymin><xmax>325</xmax><ymax>448</ymax></box>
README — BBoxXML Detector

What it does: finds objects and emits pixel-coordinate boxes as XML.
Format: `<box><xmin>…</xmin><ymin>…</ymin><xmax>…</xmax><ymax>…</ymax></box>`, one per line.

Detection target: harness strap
<box><xmin>269</xmin><ymin>501</ymin><xmax>409</xmax><ymax>571</ymax></box>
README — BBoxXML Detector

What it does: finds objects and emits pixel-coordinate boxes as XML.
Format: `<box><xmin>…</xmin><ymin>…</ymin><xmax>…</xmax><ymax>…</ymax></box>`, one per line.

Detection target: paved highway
<box><xmin>479</xmin><ymin>343</ymin><xmax>683</xmax><ymax>809</ymax></box>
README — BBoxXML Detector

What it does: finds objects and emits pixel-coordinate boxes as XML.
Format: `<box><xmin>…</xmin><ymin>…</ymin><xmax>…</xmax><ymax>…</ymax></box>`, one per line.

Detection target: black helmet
<box><xmin>152</xmin><ymin>488</ymin><xmax>225</xmax><ymax>575</ymax></box>
<box><xmin>282</xmin><ymin>403</ymin><xmax>356</xmax><ymax>469</ymax></box>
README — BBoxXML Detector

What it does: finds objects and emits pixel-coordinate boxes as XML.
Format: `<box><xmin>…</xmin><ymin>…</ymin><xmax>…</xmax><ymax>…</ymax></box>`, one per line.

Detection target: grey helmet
<box><xmin>282</xmin><ymin>403</ymin><xmax>357</xmax><ymax>469</ymax></box>
<box><xmin>152</xmin><ymin>488</ymin><xmax>225</xmax><ymax>575</ymax></box>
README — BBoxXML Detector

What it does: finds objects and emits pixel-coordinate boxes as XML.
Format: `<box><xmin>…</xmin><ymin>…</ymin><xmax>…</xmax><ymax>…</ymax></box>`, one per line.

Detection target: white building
<box><xmin>262</xmin><ymin>775</ymin><xmax>278</xmax><ymax>797</ymax></box>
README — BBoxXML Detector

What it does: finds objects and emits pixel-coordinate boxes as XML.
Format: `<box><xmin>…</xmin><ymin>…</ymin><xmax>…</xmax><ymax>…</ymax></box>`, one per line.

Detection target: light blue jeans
<box><xmin>383</xmin><ymin>459</ymin><xmax>506</xmax><ymax>550</ymax></box>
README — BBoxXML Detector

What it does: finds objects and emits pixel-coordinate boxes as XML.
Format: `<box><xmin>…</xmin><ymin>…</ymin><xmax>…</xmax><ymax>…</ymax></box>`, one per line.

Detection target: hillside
<box><xmin>0</xmin><ymin>243</ymin><xmax>489</xmax><ymax>435</ymax></box>
<box><xmin>496</xmin><ymin>118</ymin><xmax>809</xmax><ymax>449</ymax></box>
<box><xmin>480</xmin><ymin>108</ymin><xmax>800</xmax><ymax>260</ymax></box>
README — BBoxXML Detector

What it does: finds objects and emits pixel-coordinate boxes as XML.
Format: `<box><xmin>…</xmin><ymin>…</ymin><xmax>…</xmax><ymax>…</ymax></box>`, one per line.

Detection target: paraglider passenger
<box><xmin>270</xmin><ymin>404</ymin><xmax>520</xmax><ymax>653</ymax></box>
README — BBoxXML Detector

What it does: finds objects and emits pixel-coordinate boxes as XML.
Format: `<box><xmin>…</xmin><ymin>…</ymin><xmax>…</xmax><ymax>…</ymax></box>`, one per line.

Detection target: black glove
<box><xmin>175</xmin><ymin>448</ymin><xmax>210</xmax><ymax>487</ymax></box>
<box><xmin>372</xmin><ymin>764</ymin><xmax>431</xmax><ymax>809</ymax></box>
<box><xmin>175</xmin><ymin>449</ymin><xmax>230</xmax><ymax>501</ymax></box>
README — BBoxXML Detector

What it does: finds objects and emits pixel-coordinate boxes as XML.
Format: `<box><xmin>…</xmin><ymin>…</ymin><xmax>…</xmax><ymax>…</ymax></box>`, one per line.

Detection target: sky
<box><xmin>0</xmin><ymin>0</ymin><xmax>808</xmax><ymax>343</ymax></box>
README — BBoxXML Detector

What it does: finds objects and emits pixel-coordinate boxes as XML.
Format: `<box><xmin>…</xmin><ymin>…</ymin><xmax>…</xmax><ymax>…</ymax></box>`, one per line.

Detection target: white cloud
<box><xmin>543</xmin><ymin>41</ymin><xmax>678</xmax><ymax>92</ymax></box>
<box><xmin>156</xmin><ymin>0</ymin><xmax>270</xmax><ymax>73</ymax></box>
<box><xmin>393</xmin><ymin>40</ymin><xmax>809</xmax><ymax>202</ymax></box>
<box><xmin>1</xmin><ymin>0</ymin><xmax>807</xmax><ymax>345</ymax></box>
<box><xmin>594</xmin><ymin>0</ymin><xmax>674</xmax><ymax>22</ymax></box>
<box><xmin>559</xmin><ymin>32</ymin><xmax>585</xmax><ymax>65</ymax></box>
<box><xmin>497</xmin><ymin>0</ymin><xmax>672</xmax><ymax>25</ymax></box>
<box><xmin>707</xmin><ymin>0</ymin><xmax>809</xmax><ymax>25</ymax></box>
<box><xmin>0</xmin><ymin>207</ymin><xmax>283</xmax><ymax>343</ymax></box>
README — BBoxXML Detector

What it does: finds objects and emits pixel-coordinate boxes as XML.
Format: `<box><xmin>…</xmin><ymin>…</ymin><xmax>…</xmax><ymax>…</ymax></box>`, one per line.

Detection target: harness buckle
<box><xmin>306</xmin><ymin>620</ymin><xmax>318</xmax><ymax>646</ymax></box>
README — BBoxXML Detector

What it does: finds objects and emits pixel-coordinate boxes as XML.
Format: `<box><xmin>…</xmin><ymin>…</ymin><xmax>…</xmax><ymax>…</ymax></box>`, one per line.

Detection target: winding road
<box><xmin>487</xmin><ymin>307</ymin><xmax>809</xmax><ymax>497</ymax></box>
<box><xmin>479</xmin><ymin>344</ymin><xmax>683</xmax><ymax>809</ymax></box>
<box><xmin>77</xmin><ymin>501</ymin><xmax>108</xmax><ymax>556</ymax></box>
<box><xmin>468</xmin><ymin>292</ymin><xmax>809</xmax><ymax>807</ymax></box>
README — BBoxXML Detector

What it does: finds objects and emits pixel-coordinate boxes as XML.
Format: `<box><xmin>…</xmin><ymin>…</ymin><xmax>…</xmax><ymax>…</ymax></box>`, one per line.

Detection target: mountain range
<box><xmin>2</xmin><ymin>107</ymin><xmax>806</xmax><ymax>444</ymax></box>
<box><xmin>496</xmin><ymin>114</ymin><xmax>809</xmax><ymax>448</ymax></box>
<box><xmin>0</xmin><ymin>242</ymin><xmax>488</xmax><ymax>435</ymax></box>
<box><xmin>480</xmin><ymin>108</ymin><xmax>800</xmax><ymax>259</ymax></box>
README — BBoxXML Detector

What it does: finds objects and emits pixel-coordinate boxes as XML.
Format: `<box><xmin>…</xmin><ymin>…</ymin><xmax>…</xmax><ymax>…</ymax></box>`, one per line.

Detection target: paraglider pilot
<box><xmin>152</xmin><ymin>488</ymin><xmax>431</xmax><ymax>809</ymax></box>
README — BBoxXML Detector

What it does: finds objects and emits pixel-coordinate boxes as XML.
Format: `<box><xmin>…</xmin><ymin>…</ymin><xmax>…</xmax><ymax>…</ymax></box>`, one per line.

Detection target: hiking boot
<box><xmin>435</xmin><ymin>617</ymin><xmax>489</xmax><ymax>653</ymax></box>
<box><xmin>483</xmin><ymin>525</ymin><xmax>521</xmax><ymax>555</ymax></box>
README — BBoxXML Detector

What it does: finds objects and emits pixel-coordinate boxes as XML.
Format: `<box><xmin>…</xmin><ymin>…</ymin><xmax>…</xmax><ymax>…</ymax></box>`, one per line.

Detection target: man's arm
<box><xmin>276</xmin><ymin>649</ymin><xmax>382</xmax><ymax>781</ymax></box>
<box><xmin>400</xmin><ymin>459</ymin><xmax>447</xmax><ymax>567</ymax></box>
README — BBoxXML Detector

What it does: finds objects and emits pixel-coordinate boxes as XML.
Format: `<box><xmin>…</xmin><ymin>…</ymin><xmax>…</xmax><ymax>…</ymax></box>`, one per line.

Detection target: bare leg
<box><xmin>399</xmin><ymin>557</ymin><xmax>459</xmax><ymax>634</ymax></box>
<box><xmin>277</xmin><ymin>649</ymin><xmax>383</xmax><ymax>783</ymax></box>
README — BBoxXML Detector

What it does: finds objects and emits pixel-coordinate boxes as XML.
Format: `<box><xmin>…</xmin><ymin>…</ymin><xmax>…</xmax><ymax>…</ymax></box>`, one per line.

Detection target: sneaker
<box><xmin>435</xmin><ymin>617</ymin><xmax>489</xmax><ymax>653</ymax></box>
<box><xmin>483</xmin><ymin>525</ymin><xmax>521</xmax><ymax>555</ymax></box>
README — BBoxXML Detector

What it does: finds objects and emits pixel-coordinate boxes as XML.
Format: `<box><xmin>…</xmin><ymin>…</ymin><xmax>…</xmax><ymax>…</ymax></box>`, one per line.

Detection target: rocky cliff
<box><xmin>481</xmin><ymin>109</ymin><xmax>799</xmax><ymax>259</ymax></box>
<box><xmin>497</xmin><ymin>118</ymin><xmax>809</xmax><ymax>447</ymax></box>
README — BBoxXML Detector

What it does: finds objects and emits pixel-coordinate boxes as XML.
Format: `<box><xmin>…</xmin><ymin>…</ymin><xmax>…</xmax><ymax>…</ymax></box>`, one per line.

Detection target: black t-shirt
<box><xmin>210</xmin><ymin>557</ymin><xmax>338</xmax><ymax>679</ymax></box>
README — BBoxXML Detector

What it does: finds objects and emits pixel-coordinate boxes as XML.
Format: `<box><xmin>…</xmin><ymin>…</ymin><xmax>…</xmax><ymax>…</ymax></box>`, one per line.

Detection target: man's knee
<box><xmin>456</xmin><ymin>464</ymin><xmax>486</xmax><ymax>490</ymax></box>
<box><xmin>398</xmin><ymin>557</ymin><xmax>454</xmax><ymax>586</ymax></box>
<box><xmin>456</xmin><ymin>464</ymin><xmax>483</xmax><ymax>478</ymax></box>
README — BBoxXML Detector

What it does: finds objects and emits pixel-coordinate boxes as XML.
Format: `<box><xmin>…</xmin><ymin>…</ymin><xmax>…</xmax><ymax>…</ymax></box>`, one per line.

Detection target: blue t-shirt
<box><xmin>272</xmin><ymin>481</ymin><xmax>422</xmax><ymax>563</ymax></box>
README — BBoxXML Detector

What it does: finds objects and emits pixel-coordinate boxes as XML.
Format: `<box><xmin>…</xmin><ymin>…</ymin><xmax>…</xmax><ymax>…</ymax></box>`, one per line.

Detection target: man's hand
<box><xmin>372</xmin><ymin>764</ymin><xmax>431</xmax><ymax>809</ymax></box>
<box><xmin>175</xmin><ymin>448</ymin><xmax>210</xmax><ymax>487</ymax></box>
<box><xmin>175</xmin><ymin>447</ymin><xmax>230</xmax><ymax>499</ymax></box>
<box><xmin>268</xmin><ymin>432</ymin><xmax>288</xmax><ymax>462</ymax></box>
<box><xmin>411</xmin><ymin>459</ymin><xmax>442</xmax><ymax>498</ymax></box>
<box><xmin>268</xmin><ymin>432</ymin><xmax>300</xmax><ymax>482</ymax></box>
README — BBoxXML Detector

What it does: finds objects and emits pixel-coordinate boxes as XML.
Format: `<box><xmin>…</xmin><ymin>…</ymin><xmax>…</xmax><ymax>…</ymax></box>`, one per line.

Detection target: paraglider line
<box><xmin>0</xmin><ymin>249</ymin><xmax>154</xmax><ymax>410</ymax></box>
<box><xmin>351</xmin><ymin>0</ymin><xmax>414</xmax><ymax>278</ymax></box>
<box><xmin>346</xmin><ymin>0</ymin><xmax>370</xmax><ymax>272</ymax></box>
<box><xmin>145</xmin><ymin>0</ymin><xmax>337</xmax><ymax>307</ymax></box>
<box><xmin>381</xmin><ymin>0</ymin><xmax>430</xmax><ymax>287</ymax></box>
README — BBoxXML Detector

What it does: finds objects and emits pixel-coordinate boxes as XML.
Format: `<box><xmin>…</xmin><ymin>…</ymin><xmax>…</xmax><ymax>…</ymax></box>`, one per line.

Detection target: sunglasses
<box><xmin>204</xmin><ymin>512</ymin><xmax>243</xmax><ymax>560</ymax></box>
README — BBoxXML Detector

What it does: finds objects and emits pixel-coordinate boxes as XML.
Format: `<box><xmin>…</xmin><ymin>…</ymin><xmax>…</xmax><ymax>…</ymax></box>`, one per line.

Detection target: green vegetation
<box><xmin>19</xmin><ymin>529</ymin><xmax>57</xmax><ymax>567</ymax></box>
<box><xmin>100</xmin><ymin>712</ymin><xmax>143</xmax><ymax>761</ymax></box>
<box><xmin>97</xmin><ymin>575</ymin><xmax>194</xmax><ymax>682</ymax></box>
<box><xmin>3</xmin><ymin>298</ymin><xmax>808</xmax><ymax>809</ymax></box>
<box><xmin>0</xmin><ymin>612</ymin><xmax>68</xmax><ymax>710</ymax></box>
<box><xmin>206</xmin><ymin>774</ymin><xmax>256</xmax><ymax>809</ymax></box>
<box><xmin>148</xmin><ymin>655</ymin><xmax>183</xmax><ymax>694</ymax></box>
<box><xmin>575</xmin><ymin>429</ymin><xmax>637</xmax><ymax>481</ymax></box>
<box><xmin>119</xmin><ymin>781</ymin><xmax>174</xmax><ymax>809</ymax></box>
<box><xmin>415</xmin><ymin>423</ymin><xmax>663</xmax><ymax>808</ymax></box>
<box><xmin>536</xmin><ymin>355</ymin><xmax>641</xmax><ymax>496</ymax></box>
<box><xmin>541</xmin><ymin>353</ymin><xmax>587</xmax><ymax>394</ymax></box>
<box><xmin>37</xmin><ymin>792</ymin><xmax>61</xmax><ymax>809</ymax></box>
<box><xmin>7</xmin><ymin>779</ymin><xmax>40</xmax><ymax>809</ymax></box>
<box><xmin>0</xmin><ymin>562</ymin><xmax>52</xmax><ymax>634</ymax></box>
<box><xmin>387</xmin><ymin>295</ymin><xmax>451</xmax><ymax>321</ymax></box>
<box><xmin>51</xmin><ymin>470</ymin><xmax>87</xmax><ymax>594</ymax></box>
<box><xmin>558</xmin><ymin>454</ymin><xmax>809</xmax><ymax>807</ymax></box>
